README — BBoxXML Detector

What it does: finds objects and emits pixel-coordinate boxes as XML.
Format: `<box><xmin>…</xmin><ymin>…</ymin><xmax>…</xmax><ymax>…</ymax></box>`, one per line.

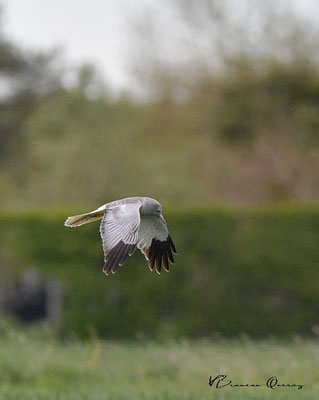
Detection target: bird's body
<box><xmin>64</xmin><ymin>197</ymin><xmax>177</xmax><ymax>275</ymax></box>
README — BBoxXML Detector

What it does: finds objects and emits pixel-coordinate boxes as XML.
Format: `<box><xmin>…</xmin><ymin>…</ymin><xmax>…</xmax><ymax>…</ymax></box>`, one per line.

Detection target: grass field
<box><xmin>0</xmin><ymin>323</ymin><xmax>318</xmax><ymax>400</ymax></box>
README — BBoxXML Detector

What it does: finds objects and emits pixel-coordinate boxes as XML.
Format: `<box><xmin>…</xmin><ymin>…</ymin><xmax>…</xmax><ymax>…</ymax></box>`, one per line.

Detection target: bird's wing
<box><xmin>100</xmin><ymin>201</ymin><xmax>142</xmax><ymax>275</ymax></box>
<box><xmin>137</xmin><ymin>215</ymin><xmax>177</xmax><ymax>274</ymax></box>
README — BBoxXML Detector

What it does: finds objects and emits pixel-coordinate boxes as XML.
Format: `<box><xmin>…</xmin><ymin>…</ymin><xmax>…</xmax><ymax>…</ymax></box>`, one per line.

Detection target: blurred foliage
<box><xmin>0</xmin><ymin>13</ymin><xmax>62</xmax><ymax>163</ymax></box>
<box><xmin>189</xmin><ymin>59</ymin><xmax>319</xmax><ymax>145</ymax></box>
<box><xmin>0</xmin><ymin>0</ymin><xmax>319</xmax><ymax>345</ymax></box>
<box><xmin>1</xmin><ymin>3</ymin><xmax>319</xmax><ymax>206</ymax></box>
<box><xmin>2</xmin><ymin>58</ymin><xmax>318</xmax><ymax>207</ymax></box>
<box><xmin>1</xmin><ymin>207</ymin><xmax>318</xmax><ymax>339</ymax></box>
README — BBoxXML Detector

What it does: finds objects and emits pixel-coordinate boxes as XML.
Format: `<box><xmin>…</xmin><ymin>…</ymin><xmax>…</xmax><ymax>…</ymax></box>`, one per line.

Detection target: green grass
<box><xmin>0</xmin><ymin>323</ymin><xmax>318</xmax><ymax>400</ymax></box>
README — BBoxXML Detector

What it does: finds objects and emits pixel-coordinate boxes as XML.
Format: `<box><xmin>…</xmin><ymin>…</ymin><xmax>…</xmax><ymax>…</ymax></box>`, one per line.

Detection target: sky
<box><xmin>2</xmin><ymin>0</ymin><xmax>318</xmax><ymax>93</ymax></box>
<box><xmin>1</xmin><ymin>0</ymin><xmax>162</xmax><ymax>91</ymax></box>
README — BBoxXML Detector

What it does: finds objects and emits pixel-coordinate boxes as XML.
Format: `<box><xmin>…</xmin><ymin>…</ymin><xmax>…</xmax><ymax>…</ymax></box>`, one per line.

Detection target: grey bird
<box><xmin>64</xmin><ymin>197</ymin><xmax>177</xmax><ymax>275</ymax></box>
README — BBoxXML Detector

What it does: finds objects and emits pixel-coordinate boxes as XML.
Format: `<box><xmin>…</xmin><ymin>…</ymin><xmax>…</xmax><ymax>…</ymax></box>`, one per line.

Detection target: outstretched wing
<box><xmin>100</xmin><ymin>201</ymin><xmax>141</xmax><ymax>275</ymax></box>
<box><xmin>137</xmin><ymin>215</ymin><xmax>177</xmax><ymax>274</ymax></box>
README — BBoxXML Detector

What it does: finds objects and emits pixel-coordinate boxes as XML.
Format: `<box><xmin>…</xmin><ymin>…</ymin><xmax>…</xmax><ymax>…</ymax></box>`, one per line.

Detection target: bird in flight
<box><xmin>64</xmin><ymin>197</ymin><xmax>177</xmax><ymax>275</ymax></box>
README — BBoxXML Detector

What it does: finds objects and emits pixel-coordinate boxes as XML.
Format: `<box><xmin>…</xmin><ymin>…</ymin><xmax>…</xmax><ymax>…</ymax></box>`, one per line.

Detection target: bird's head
<box><xmin>140</xmin><ymin>197</ymin><xmax>162</xmax><ymax>217</ymax></box>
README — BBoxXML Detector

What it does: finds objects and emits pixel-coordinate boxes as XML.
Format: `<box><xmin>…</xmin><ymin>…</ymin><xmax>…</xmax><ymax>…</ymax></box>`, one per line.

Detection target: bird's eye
<box><xmin>156</xmin><ymin>210</ymin><xmax>161</xmax><ymax>217</ymax></box>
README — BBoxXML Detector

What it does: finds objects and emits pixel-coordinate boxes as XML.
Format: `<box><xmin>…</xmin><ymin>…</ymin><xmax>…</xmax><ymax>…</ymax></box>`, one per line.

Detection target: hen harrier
<box><xmin>64</xmin><ymin>197</ymin><xmax>177</xmax><ymax>275</ymax></box>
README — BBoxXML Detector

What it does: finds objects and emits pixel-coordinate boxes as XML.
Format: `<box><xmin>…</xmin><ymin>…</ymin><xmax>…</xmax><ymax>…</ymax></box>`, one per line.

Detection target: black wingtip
<box><xmin>147</xmin><ymin>237</ymin><xmax>176</xmax><ymax>275</ymax></box>
<box><xmin>168</xmin><ymin>235</ymin><xmax>177</xmax><ymax>254</ymax></box>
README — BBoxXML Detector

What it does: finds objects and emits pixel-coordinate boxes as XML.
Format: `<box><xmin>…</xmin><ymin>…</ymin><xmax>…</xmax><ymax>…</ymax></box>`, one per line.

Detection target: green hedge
<box><xmin>1</xmin><ymin>206</ymin><xmax>318</xmax><ymax>339</ymax></box>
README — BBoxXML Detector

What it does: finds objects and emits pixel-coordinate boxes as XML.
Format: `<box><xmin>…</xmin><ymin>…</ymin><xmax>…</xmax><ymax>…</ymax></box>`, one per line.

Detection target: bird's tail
<box><xmin>64</xmin><ymin>207</ymin><xmax>105</xmax><ymax>228</ymax></box>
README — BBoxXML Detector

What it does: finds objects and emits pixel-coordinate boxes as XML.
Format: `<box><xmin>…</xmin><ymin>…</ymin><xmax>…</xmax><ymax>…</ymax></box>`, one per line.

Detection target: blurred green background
<box><xmin>1</xmin><ymin>1</ymin><xmax>319</xmax><ymax>399</ymax></box>
<box><xmin>0</xmin><ymin>0</ymin><xmax>319</xmax><ymax>339</ymax></box>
